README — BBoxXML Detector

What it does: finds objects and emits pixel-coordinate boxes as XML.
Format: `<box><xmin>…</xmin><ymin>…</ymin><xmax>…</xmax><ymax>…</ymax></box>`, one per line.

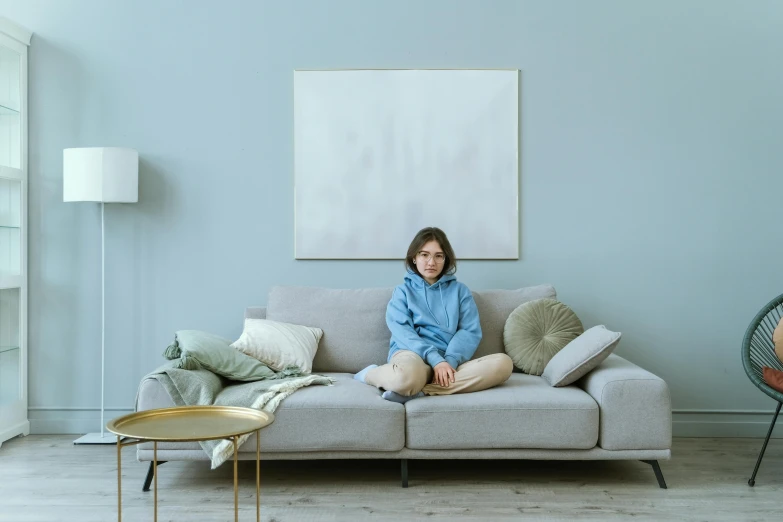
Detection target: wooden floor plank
<box><xmin>0</xmin><ymin>435</ymin><xmax>781</xmax><ymax>521</ymax></box>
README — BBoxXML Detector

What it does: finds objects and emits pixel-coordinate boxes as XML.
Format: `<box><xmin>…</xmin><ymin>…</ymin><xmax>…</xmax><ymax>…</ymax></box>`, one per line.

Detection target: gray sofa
<box><xmin>136</xmin><ymin>284</ymin><xmax>672</xmax><ymax>488</ymax></box>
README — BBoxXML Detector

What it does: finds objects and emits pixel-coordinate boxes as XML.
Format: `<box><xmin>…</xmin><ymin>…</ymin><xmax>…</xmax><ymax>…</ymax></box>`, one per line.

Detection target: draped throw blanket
<box><xmin>137</xmin><ymin>359</ymin><xmax>334</xmax><ymax>469</ymax></box>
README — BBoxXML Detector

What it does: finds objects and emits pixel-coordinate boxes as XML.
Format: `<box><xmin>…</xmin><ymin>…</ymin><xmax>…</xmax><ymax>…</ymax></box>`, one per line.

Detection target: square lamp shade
<box><xmin>63</xmin><ymin>147</ymin><xmax>139</xmax><ymax>203</ymax></box>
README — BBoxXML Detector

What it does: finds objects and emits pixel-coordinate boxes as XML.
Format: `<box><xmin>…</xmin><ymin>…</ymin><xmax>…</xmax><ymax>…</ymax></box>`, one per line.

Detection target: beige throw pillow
<box><xmin>231</xmin><ymin>318</ymin><xmax>323</xmax><ymax>374</ymax></box>
<box><xmin>541</xmin><ymin>325</ymin><xmax>622</xmax><ymax>387</ymax></box>
<box><xmin>774</xmin><ymin>316</ymin><xmax>783</xmax><ymax>364</ymax></box>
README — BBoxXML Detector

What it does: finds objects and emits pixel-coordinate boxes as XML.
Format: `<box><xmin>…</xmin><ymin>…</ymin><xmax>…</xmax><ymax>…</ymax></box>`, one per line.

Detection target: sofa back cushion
<box><xmin>471</xmin><ymin>285</ymin><xmax>558</xmax><ymax>360</ymax></box>
<box><xmin>265</xmin><ymin>286</ymin><xmax>394</xmax><ymax>373</ymax></box>
<box><xmin>260</xmin><ymin>284</ymin><xmax>557</xmax><ymax>373</ymax></box>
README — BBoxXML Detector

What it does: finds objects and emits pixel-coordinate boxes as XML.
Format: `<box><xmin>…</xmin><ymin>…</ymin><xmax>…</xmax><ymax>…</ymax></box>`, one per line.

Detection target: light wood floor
<box><xmin>0</xmin><ymin>435</ymin><xmax>781</xmax><ymax>521</ymax></box>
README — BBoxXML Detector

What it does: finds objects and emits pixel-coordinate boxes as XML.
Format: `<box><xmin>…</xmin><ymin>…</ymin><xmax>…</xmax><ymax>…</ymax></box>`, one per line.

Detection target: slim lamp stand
<box><xmin>74</xmin><ymin>202</ymin><xmax>114</xmax><ymax>445</ymax></box>
<box><xmin>64</xmin><ymin>147</ymin><xmax>138</xmax><ymax>446</ymax></box>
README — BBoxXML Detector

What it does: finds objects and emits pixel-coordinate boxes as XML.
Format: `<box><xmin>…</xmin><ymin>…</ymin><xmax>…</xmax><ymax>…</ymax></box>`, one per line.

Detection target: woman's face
<box><xmin>414</xmin><ymin>239</ymin><xmax>445</xmax><ymax>285</ymax></box>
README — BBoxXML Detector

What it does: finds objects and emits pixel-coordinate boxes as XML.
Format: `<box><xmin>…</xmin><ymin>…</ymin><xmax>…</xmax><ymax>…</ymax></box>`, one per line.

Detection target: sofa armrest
<box><xmin>137</xmin><ymin>377</ymin><xmax>177</xmax><ymax>412</ymax></box>
<box><xmin>577</xmin><ymin>354</ymin><xmax>671</xmax><ymax>451</ymax></box>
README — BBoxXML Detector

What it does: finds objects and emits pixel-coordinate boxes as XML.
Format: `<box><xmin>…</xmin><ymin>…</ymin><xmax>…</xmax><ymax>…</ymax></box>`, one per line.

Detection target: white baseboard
<box><xmin>0</xmin><ymin>421</ymin><xmax>30</xmax><ymax>446</ymax></box>
<box><xmin>26</xmin><ymin>408</ymin><xmax>783</xmax><ymax>438</ymax></box>
<box><xmin>672</xmin><ymin>410</ymin><xmax>783</xmax><ymax>438</ymax></box>
<box><xmin>28</xmin><ymin>407</ymin><xmax>134</xmax><ymax>435</ymax></box>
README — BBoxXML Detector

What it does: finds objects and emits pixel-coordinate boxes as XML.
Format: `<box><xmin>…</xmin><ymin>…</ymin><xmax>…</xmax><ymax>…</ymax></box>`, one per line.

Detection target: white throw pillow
<box><xmin>541</xmin><ymin>325</ymin><xmax>621</xmax><ymax>387</ymax></box>
<box><xmin>231</xmin><ymin>318</ymin><xmax>323</xmax><ymax>374</ymax></box>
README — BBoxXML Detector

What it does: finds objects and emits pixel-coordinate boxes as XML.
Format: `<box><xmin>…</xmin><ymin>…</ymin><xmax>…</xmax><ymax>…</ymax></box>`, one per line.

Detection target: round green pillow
<box><xmin>503</xmin><ymin>298</ymin><xmax>584</xmax><ymax>375</ymax></box>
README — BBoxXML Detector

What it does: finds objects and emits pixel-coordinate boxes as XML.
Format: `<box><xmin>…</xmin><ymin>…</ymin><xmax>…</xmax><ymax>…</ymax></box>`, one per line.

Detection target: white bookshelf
<box><xmin>0</xmin><ymin>17</ymin><xmax>31</xmax><ymax>448</ymax></box>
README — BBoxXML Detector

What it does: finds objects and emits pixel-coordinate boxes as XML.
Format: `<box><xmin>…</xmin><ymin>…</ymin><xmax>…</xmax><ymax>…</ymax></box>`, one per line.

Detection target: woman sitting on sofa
<box><xmin>355</xmin><ymin>226</ymin><xmax>513</xmax><ymax>403</ymax></box>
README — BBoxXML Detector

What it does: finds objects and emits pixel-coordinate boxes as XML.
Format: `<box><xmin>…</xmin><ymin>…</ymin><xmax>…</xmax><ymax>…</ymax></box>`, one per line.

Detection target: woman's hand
<box><xmin>432</xmin><ymin>362</ymin><xmax>456</xmax><ymax>387</ymax></box>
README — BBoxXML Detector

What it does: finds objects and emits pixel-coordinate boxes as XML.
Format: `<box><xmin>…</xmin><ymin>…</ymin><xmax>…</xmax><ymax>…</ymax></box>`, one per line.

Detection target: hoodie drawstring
<box><xmin>423</xmin><ymin>283</ymin><xmax>450</xmax><ymax>328</ymax></box>
<box><xmin>424</xmin><ymin>286</ymin><xmax>439</xmax><ymax>325</ymax></box>
<box><xmin>439</xmin><ymin>284</ymin><xmax>449</xmax><ymax>328</ymax></box>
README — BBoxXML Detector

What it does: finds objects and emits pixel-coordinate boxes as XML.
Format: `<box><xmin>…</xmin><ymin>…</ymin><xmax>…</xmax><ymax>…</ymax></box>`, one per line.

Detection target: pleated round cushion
<box><xmin>503</xmin><ymin>298</ymin><xmax>584</xmax><ymax>375</ymax></box>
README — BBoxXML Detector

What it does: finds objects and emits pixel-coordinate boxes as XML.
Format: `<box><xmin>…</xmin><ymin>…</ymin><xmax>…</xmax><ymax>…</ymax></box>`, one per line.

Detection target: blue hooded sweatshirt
<box><xmin>386</xmin><ymin>271</ymin><xmax>482</xmax><ymax>369</ymax></box>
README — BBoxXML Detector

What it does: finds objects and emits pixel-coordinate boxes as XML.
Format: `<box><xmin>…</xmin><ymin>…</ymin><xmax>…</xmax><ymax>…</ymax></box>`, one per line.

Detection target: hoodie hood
<box><xmin>404</xmin><ymin>270</ymin><xmax>456</xmax><ymax>289</ymax></box>
<box><xmin>404</xmin><ymin>270</ymin><xmax>456</xmax><ymax>327</ymax></box>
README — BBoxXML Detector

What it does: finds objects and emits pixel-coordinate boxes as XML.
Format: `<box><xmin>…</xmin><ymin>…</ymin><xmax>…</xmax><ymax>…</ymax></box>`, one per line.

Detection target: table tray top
<box><xmin>106</xmin><ymin>406</ymin><xmax>274</xmax><ymax>442</ymax></box>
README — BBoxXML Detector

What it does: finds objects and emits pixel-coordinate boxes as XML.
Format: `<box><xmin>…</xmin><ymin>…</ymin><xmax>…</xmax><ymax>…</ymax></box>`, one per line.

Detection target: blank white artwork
<box><xmin>294</xmin><ymin>69</ymin><xmax>519</xmax><ymax>259</ymax></box>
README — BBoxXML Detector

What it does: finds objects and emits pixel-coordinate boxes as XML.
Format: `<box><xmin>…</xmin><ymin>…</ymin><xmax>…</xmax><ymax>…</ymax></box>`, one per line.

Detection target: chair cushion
<box><xmin>247</xmin><ymin>373</ymin><xmax>405</xmax><ymax>452</ymax></box>
<box><xmin>774</xmin><ymin>316</ymin><xmax>783</xmax><ymax>364</ymax></box>
<box><xmin>404</xmin><ymin>373</ymin><xmax>598</xmax><ymax>450</ymax></box>
<box><xmin>763</xmin><ymin>366</ymin><xmax>783</xmax><ymax>393</ymax></box>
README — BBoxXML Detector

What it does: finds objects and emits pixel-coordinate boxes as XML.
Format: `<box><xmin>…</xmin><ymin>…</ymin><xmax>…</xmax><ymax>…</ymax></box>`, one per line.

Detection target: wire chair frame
<box><xmin>741</xmin><ymin>293</ymin><xmax>783</xmax><ymax>404</ymax></box>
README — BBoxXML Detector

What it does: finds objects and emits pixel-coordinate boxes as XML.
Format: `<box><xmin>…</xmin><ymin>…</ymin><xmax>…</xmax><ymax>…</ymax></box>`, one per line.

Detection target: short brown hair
<box><xmin>405</xmin><ymin>227</ymin><xmax>457</xmax><ymax>279</ymax></box>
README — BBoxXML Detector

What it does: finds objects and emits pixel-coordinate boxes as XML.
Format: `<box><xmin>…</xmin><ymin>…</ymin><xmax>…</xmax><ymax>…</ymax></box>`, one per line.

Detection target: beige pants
<box><xmin>365</xmin><ymin>350</ymin><xmax>513</xmax><ymax>396</ymax></box>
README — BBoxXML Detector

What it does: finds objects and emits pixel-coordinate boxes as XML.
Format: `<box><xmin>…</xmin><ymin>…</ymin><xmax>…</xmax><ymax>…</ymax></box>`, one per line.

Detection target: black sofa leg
<box><xmin>641</xmin><ymin>460</ymin><xmax>667</xmax><ymax>489</ymax></box>
<box><xmin>401</xmin><ymin>459</ymin><xmax>408</xmax><ymax>488</ymax></box>
<box><xmin>748</xmin><ymin>400</ymin><xmax>782</xmax><ymax>487</ymax></box>
<box><xmin>142</xmin><ymin>461</ymin><xmax>167</xmax><ymax>492</ymax></box>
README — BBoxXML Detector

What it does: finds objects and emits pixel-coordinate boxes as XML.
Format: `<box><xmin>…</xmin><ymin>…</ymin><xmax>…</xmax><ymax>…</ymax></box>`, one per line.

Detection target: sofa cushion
<box><xmin>246</xmin><ymin>373</ymin><xmax>405</xmax><ymax>452</ymax></box>
<box><xmin>137</xmin><ymin>373</ymin><xmax>405</xmax><ymax>453</ymax></box>
<box><xmin>266</xmin><ymin>286</ymin><xmax>394</xmax><ymax>373</ymax></box>
<box><xmin>471</xmin><ymin>285</ymin><xmax>557</xmax><ymax>360</ymax></box>
<box><xmin>405</xmin><ymin>373</ymin><xmax>598</xmax><ymax>450</ymax></box>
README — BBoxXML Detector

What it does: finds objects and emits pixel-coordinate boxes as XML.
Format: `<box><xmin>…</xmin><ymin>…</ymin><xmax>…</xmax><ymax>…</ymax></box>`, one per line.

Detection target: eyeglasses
<box><xmin>417</xmin><ymin>251</ymin><xmax>445</xmax><ymax>264</ymax></box>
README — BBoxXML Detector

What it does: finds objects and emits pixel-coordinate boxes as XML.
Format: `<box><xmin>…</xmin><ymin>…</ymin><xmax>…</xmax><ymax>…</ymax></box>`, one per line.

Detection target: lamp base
<box><xmin>73</xmin><ymin>432</ymin><xmax>120</xmax><ymax>445</ymax></box>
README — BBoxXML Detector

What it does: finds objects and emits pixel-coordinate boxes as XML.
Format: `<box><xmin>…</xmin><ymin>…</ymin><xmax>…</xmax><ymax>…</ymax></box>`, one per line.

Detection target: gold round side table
<box><xmin>107</xmin><ymin>405</ymin><xmax>274</xmax><ymax>522</ymax></box>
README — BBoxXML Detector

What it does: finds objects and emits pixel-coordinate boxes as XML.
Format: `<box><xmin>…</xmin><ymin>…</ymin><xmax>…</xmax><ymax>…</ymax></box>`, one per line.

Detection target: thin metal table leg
<box><xmin>234</xmin><ymin>436</ymin><xmax>239</xmax><ymax>522</ymax></box>
<box><xmin>117</xmin><ymin>436</ymin><xmax>122</xmax><ymax>522</ymax></box>
<box><xmin>257</xmin><ymin>429</ymin><xmax>260</xmax><ymax>522</ymax></box>
<box><xmin>154</xmin><ymin>441</ymin><xmax>158</xmax><ymax>522</ymax></box>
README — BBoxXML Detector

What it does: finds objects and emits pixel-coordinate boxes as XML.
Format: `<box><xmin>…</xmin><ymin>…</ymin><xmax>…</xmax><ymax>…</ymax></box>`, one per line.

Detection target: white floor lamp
<box><xmin>64</xmin><ymin>147</ymin><xmax>138</xmax><ymax>445</ymax></box>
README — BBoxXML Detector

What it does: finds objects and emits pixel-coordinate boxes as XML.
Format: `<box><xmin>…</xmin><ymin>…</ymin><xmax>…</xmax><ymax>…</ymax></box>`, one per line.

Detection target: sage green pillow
<box><xmin>503</xmin><ymin>298</ymin><xmax>584</xmax><ymax>375</ymax></box>
<box><xmin>163</xmin><ymin>330</ymin><xmax>302</xmax><ymax>381</ymax></box>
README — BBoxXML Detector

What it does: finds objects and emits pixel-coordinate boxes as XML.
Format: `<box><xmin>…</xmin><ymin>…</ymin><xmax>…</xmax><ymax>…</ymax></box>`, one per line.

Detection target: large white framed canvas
<box><xmin>294</xmin><ymin>68</ymin><xmax>519</xmax><ymax>259</ymax></box>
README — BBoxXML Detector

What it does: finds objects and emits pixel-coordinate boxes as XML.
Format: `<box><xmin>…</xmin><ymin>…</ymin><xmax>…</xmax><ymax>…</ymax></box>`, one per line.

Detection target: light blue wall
<box><xmin>1</xmin><ymin>0</ymin><xmax>782</xmax><ymax>436</ymax></box>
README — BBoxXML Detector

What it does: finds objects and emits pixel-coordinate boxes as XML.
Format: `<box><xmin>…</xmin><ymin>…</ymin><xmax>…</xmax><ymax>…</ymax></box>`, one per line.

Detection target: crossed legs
<box><xmin>364</xmin><ymin>350</ymin><xmax>513</xmax><ymax>397</ymax></box>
